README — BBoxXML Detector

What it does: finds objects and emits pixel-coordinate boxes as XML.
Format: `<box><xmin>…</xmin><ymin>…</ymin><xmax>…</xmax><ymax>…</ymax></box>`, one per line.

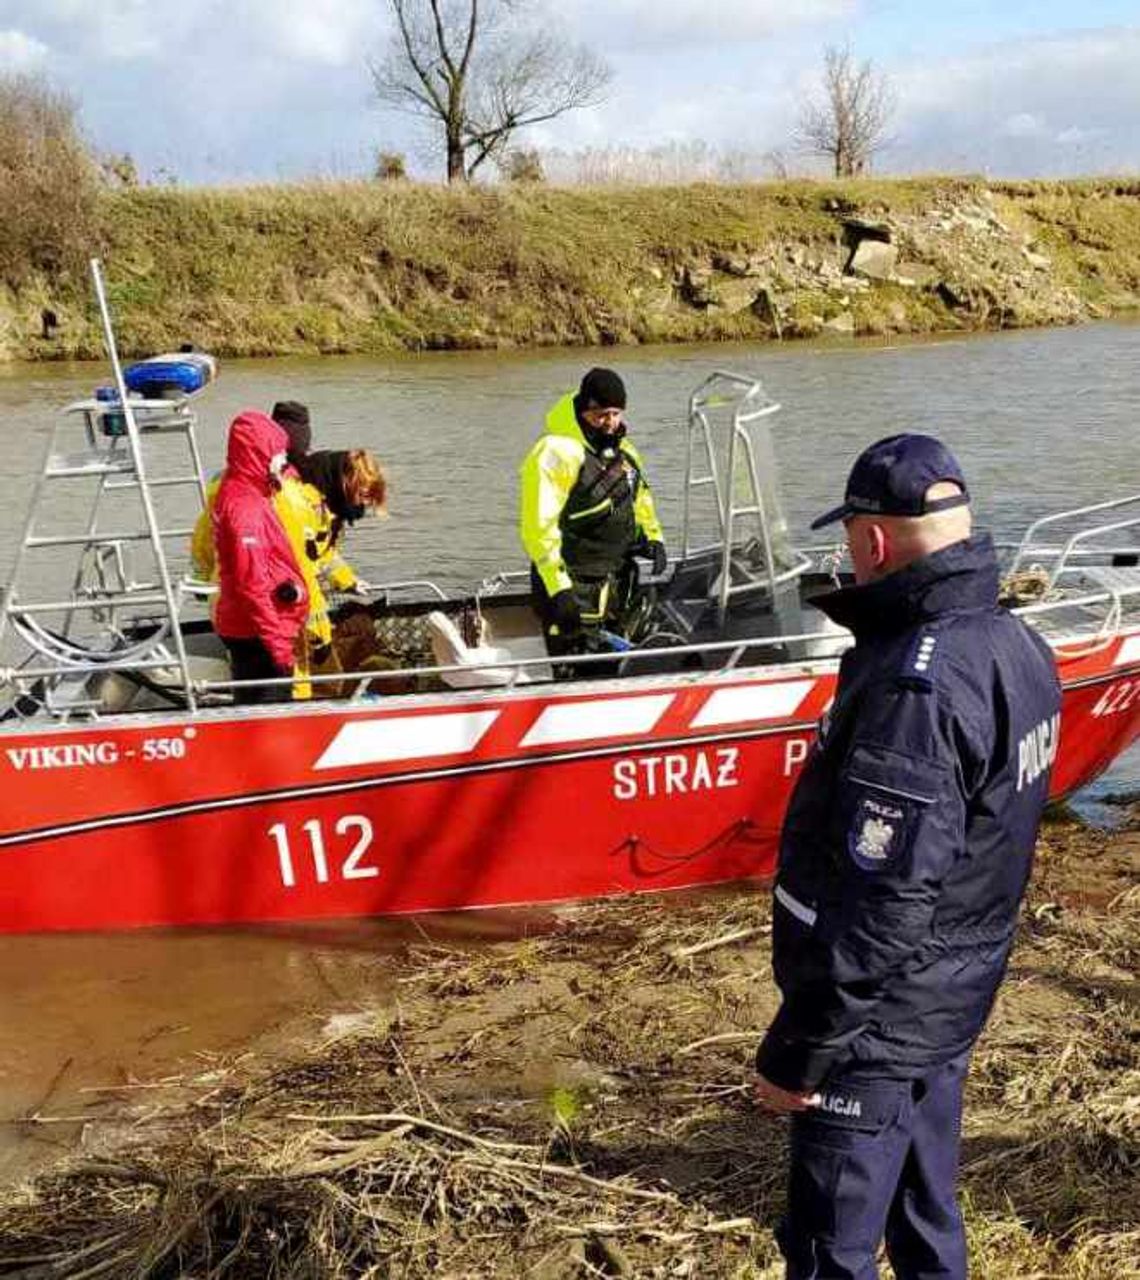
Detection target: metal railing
<box><xmin>1007</xmin><ymin>492</ymin><xmax>1140</xmax><ymax>576</ymax></box>
<box><xmin>12</xmin><ymin>569</ymin><xmax>1140</xmax><ymax>716</ymax></box>
<box><xmin>0</xmin><ymin>623</ymin><xmax>844</xmax><ymax>712</ymax></box>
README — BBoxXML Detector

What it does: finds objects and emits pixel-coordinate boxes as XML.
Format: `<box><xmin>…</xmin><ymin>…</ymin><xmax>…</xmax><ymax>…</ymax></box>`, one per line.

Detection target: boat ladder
<box><xmin>0</xmin><ymin>260</ymin><xmax>209</xmax><ymax>717</ymax></box>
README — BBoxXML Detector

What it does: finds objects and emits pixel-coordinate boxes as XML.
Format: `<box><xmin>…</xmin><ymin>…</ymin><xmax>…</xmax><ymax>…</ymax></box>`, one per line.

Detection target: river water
<box><xmin>1</xmin><ymin>320</ymin><xmax>1139</xmax><ymax>1182</ymax></box>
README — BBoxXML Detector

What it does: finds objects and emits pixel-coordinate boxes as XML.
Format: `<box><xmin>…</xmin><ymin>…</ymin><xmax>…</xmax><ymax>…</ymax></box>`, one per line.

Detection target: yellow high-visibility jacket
<box><xmin>519</xmin><ymin>392</ymin><xmax>663</xmax><ymax>597</ymax></box>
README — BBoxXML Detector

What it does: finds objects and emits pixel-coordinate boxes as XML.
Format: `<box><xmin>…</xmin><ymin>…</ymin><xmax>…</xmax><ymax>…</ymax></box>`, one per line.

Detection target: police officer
<box><xmin>519</xmin><ymin>368</ymin><xmax>665</xmax><ymax>661</ymax></box>
<box><xmin>752</xmin><ymin>434</ymin><xmax>1061</xmax><ymax>1280</ymax></box>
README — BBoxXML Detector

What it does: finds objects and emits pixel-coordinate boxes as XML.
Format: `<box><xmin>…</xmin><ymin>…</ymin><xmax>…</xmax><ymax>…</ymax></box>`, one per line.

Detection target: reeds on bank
<box><xmin>0</xmin><ymin>809</ymin><xmax>1137</xmax><ymax>1278</ymax></box>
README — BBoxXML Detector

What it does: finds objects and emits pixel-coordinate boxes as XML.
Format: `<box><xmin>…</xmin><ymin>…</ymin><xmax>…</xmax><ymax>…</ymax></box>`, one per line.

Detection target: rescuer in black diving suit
<box><xmin>519</xmin><ymin>368</ymin><xmax>666</xmax><ymax>667</ymax></box>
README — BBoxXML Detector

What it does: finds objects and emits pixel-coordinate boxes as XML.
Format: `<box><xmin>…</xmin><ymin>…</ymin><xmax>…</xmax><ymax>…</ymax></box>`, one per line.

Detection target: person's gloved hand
<box><xmin>633</xmin><ymin>540</ymin><xmax>668</xmax><ymax>575</ymax></box>
<box><xmin>647</xmin><ymin>540</ymin><xmax>668</xmax><ymax>576</ymax></box>
<box><xmin>548</xmin><ymin>588</ymin><xmax>581</xmax><ymax>635</ymax></box>
<box><xmin>346</xmin><ymin>578</ymin><xmax>373</xmax><ymax>597</ymax></box>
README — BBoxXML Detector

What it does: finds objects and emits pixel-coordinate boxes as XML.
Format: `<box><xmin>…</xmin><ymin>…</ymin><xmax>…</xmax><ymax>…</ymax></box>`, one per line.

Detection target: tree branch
<box><xmin>428</xmin><ymin>0</ymin><xmax>458</xmax><ymax>81</ymax></box>
<box><xmin>458</xmin><ymin>0</ymin><xmax>479</xmax><ymax>80</ymax></box>
<box><xmin>370</xmin><ymin>0</ymin><xmax>611</xmax><ymax>183</ymax></box>
<box><xmin>372</xmin><ymin>0</ymin><xmax>448</xmax><ymax>122</ymax></box>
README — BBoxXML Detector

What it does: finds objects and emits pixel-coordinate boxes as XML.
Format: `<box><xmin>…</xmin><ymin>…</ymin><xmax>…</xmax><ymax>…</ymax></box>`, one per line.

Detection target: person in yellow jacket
<box><xmin>191</xmin><ymin>403</ymin><xmax>386</xmax><ymax>697</ymax></box>
<box><xmin>519</xmin><ymin>367</ymin><xmax>665</xmax><ymax>660</ymax></box>
<box><xmin>292</xmin><ymin>448</ymin><xmax>388</xmax><ymax>642</ymax></box>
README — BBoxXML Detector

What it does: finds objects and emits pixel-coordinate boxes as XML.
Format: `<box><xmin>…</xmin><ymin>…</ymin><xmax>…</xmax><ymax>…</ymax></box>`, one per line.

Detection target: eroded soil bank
<box><xmin>3</xmin><ymin>177</ymin><xmax>1139</xmax><ymax>362</ymax></box>
<box><xmin>0</xmin><ymin>807</ymin><xmax>1137</xmax><ymax>1278</ymax></box>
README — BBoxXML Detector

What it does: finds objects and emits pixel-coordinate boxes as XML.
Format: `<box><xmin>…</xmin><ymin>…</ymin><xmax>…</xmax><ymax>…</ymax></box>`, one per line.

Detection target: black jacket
<box><xmin>756</xmin><ymin>535</ymin><xmax>1062</xmax><ymax>1090</ymax></box>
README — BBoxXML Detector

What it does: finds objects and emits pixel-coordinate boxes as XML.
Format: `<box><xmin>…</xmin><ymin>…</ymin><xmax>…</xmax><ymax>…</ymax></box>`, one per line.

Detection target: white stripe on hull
<box><xmin>692</xmin><ymin>680</ymin><xmax>816</xmax><ymax>728</ymax></box>
<box><xmin>315</xmin><ymin>710</ymin><xmax>500</xmax><ymax>769</ymax></box>
<box><xmin>521</xmin><ymin>693</ymin><xmax>674</xmax><ymax>747</ymax></box>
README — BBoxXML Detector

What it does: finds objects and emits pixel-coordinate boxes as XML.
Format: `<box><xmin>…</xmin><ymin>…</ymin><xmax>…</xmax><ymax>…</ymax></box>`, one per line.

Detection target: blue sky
<box><xmin>1</xmin><ymin>1</ymin><xmax>1137</xmax><ymax>184</ymax></box>
<box><xmin>857</xmin><ymin>0</ymin><xmax>1140</xmax><ymax>53</ymax></box>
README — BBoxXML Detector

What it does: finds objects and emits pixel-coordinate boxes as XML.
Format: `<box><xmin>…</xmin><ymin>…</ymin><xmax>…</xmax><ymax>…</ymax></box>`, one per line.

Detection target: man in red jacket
<box><xmin>212</xmin><ymin>411</ymin><xmax>309</xmax><ymax>704</ymax></box>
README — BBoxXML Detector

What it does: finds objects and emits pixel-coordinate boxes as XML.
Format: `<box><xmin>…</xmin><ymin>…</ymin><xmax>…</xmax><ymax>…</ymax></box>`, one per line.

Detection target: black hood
<box><xmin>815</xmin><ymin>534</ymin><xmax>1001</xmax><ymax>641</ymax></box>
<box><xmin>296</xmin><ymin>450</ymin><xmax>365</xmax><ymax>523</ymax></box>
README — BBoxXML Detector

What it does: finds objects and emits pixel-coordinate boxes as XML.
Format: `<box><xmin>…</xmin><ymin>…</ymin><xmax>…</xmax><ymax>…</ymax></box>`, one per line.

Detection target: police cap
<box><xmin>810</xmin><ymin>433</ymin><xmax>969</xmax><ymax>530</ymax></box>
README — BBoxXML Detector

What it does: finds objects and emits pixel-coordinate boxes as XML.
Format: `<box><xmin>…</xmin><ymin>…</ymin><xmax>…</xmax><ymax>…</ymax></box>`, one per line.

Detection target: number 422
<box><xmin>268</xmin><ymin>816</ymin><xmax>377</xmax><ymax>888</ymax></box>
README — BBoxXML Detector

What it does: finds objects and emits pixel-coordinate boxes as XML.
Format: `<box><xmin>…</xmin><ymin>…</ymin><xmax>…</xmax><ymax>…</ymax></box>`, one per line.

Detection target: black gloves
<box><xmin>648</xmin><ymin>540</ymin><xmax>668</xmax><ymax>576</ymax></box>
<box><xmin>632</xmin><ymin>540</ymin><xmax>668</xmax><ymax>576</ymax></box>
<box><xmin>548</xmin><ymin>588</ymin><xmax>582</xmax><ymax>634</ymax></box>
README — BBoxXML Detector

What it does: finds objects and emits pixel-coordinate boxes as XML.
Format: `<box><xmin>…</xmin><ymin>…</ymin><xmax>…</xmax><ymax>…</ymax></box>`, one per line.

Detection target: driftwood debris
<box><xmin>0</xmin><ymin>815</ymin><xmax>1137</xmax><ymax>1277</ymax></box>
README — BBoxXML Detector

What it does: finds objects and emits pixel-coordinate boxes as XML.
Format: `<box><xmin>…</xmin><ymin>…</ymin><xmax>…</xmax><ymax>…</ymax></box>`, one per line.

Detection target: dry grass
<box><xmin>0</xmin><ymin>813</ymin><xmax>1136</xmax><ymax>1277</ymax></box>
<box><xmin>3</xmin><ymin>176</ymin><xmax>1140</xmax><ymax>362</ymax></box>
<box><xmin>0</xmin><ymin>73</ymin><xmax>96</xmax><ymax>292</ymax></box>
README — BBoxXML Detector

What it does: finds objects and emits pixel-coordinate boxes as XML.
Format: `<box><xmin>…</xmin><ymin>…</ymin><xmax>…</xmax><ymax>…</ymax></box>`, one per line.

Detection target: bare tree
<box><xmin>797</xmin><ymin>44</ymin><xmax>894</xmax><ymax>178</ymax></box>
<box><xmin>370</xmin><ymin>0</ymin><xmax>611</xmax><ymax>183</ymax></box>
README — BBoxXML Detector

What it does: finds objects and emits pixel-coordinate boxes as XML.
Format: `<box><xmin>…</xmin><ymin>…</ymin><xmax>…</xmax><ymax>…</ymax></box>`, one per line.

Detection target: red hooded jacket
<box><xmin>212</xmin><ymin>411</ymin><xmax>308</xmax><ymax>671</ymax></box>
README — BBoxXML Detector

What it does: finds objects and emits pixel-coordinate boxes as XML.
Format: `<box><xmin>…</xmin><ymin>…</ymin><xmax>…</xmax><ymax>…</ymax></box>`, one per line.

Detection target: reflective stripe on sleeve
<box><xmin>775</xmin><ymin>884</ymin><xmax>818</xmax><ymax>928</ymax></box>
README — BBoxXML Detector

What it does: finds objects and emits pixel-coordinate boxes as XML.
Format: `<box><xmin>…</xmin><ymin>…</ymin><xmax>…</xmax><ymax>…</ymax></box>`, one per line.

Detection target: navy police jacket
<box><xmin>756</xmin><ymin>535</ymin><xmax>1062</xmax><ymax>1091</ymax></box>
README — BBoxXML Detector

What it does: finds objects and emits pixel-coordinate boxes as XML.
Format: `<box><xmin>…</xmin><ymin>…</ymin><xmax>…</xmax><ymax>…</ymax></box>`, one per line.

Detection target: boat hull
<box><xmin>3</xmin><ymin>633</ymin><xmax>1140</xmax><ymax>932</ymax></box>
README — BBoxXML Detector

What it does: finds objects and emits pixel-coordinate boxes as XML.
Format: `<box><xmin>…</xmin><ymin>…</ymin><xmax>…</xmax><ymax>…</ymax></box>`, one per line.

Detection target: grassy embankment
<box><xmin>2</xmin><ymin>177</ymin><xmax>1140</xmax><ymax>362</ymax></box>
<box><xmin>0</xmin><ymin>809</ymin><xmax>1136</xmax><ymax>1277</ymax></box>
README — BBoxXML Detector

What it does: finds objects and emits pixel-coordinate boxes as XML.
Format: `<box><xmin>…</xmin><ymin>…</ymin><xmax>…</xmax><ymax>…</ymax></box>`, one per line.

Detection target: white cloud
<box><xmin>1056</xmin><ymin>125</ymin><xmax>1106</xmax><ymax>145</ymax></box>
<box><xmin>1000</xmin><ymin>112</ymin><xmax>1047</xmax><ymax>139</ymax></box>
<box><xmin>542</xmin><ymin>22</ymin><xmax>1140</xmax><ymax>182</ymax></box>
<box><xmin>564</xmin><ymin>0</ymin><xmax>856</xmax><ymax>48</ymax></box>
<box><xmin>3</xmin><ymin>4</ymin><xmax>1138</xmax><ymax>183</ymax></box>
<box><xmin>2</xmin><ymin>1</ymin><xmax>195</xmax><ymax>59</ymax></box>
<box><xmin>0</xmin><ymin>0</ymin><xmax>391</xmax><ymax>180</ymax></box>
<box><xmin>2</xmin><ymin>0</ymin><xmax>384</xmax><ymax>66</ymax></box>
<box><xmin>221</xmin><ymin>0</ymin><xmax>386</xmax><ymax>67</ymax></box>
<box><xmin>891</xmin><ymin>27</ymin><xmax>1140</xmax><ymax>175</ymax></box>
<box><xmin>0</xmin><ymin>0</ymin><xmax>851</xmax><ymax>179</ymax></box>
<box><xmin>0</xmin><ymin>29</ymin><xmax>50</xmax><ymax>70</ymax></box>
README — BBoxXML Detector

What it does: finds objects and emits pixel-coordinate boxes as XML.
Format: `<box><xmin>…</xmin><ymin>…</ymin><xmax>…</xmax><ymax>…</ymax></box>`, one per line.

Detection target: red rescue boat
<box><xmin>2</xmin><ymin>263</ymin><xmax>1139</xmax><ymax>933</ymax></box>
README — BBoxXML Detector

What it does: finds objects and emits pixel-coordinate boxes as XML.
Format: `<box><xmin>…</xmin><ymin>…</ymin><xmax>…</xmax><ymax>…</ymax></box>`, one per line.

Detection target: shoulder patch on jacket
<box><xmin>848</xmin><ymin>792</ymin><xmax>910</xmax><ymax>870</ymax></box>
<box><xmin>841</xmin><ymin>741</ymin><xmax>941</xmax><ymax>873</ymax></box>
<box><xmin>897</xmin><ymin>629</ymin><xmax>938</xmax><ymax>691</ymax></box>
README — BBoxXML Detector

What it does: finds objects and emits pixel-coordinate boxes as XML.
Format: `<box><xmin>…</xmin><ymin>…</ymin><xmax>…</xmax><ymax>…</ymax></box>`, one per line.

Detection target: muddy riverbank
<box><xmin>1</xmin><ymin>808</ymin><xmax>1137</xmax><ymax>1278</ymax></box>
<box><xmin>3</xmin><ymin>177</ymin><xmax>1140</xmax><ymax>362</ymax></box>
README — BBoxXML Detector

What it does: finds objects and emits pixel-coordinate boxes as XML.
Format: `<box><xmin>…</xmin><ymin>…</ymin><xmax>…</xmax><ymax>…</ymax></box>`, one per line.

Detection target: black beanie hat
<box><xmin>271</xmin><ymin>400</ymin><xmax>312</xmax><ymax>458</ymax></box>
<box><xmin>578</xmin><ymin>367</ymin><xmax>626</xmax><ymax>410</ymax></box>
